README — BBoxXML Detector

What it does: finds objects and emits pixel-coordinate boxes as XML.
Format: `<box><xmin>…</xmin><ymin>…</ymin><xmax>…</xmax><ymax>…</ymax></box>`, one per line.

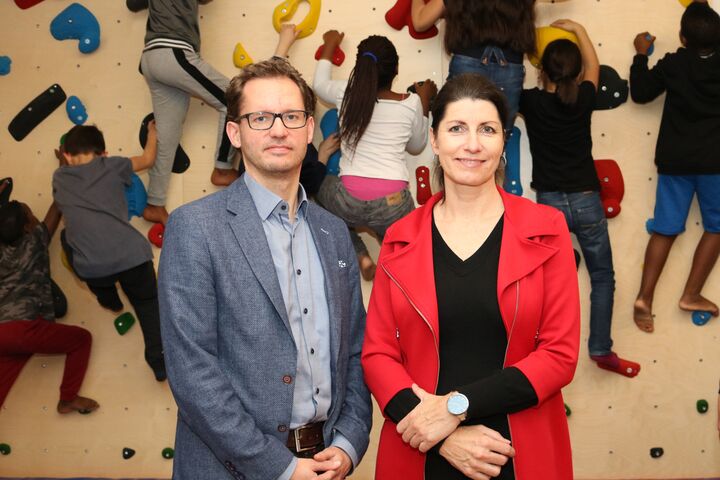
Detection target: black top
<box><xmin>630</xmin><ymin>49</ymin><xmax>720</xmax><ymax>175</ymax></box>
<box><xmin>384</xmin><ymin>215</ymin><xmax>538</xmax><ymax>480</ymax></box>
<box><xmin>519</xmin><ymin>81</ymin><xmax>601</xmax><ymax>193</ymax></box>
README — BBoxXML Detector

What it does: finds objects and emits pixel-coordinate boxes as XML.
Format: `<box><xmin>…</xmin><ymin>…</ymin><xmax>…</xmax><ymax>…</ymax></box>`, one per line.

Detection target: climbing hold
<box><xmin>66</xmin><ymin>96</ymin><xmax>88</xmax><ymax>125</ymax></box>
<box><xmin>385</xmin><ymin>0</ymin><xmax>438</xmax><ymax>40</ymax></box>
<box><xmin>272</xmin><ymin>0</ymin><xmax>321</xmax><ymax>39</ymax></box>
<box><xmin>319</xmin><ymin>109</ymin><xmax>341</xmax><ymax>176</ymax></box>
<box><xmin>162</xmin><ymin>447</ymin><xmax>174</xmax><ymax>459</ymax></box>
<box><xmin>595</xmin><ymin>159</ymin><xmax>625</xmax><ymax>218</ymax></box>
<box><xmin>148</xmin><ymin>222</ymin><xmax>165</xmax><ymax>248</ymax></box>
<box><xmin>415</xmin><ymin>166</ymin><xmax>432</xmax><ymax>205</ymax></box>
<box><xmin>692</xmin><ymin>311</ymin><xmax>712</xmax><ymax>326</ymax></box>
<box><xmin>646</xmin><ymin>218</ymin><xmax>655</xmax><ymax>235</ymax></box>
<box><xmin>0</xmin><ymin>443</ymin><xmax>11</xmax><ymax>455</ymax></box>
<box><xmin>0</xmin><ymin>56</ymin><xmax>11</xmax><ymax>76</ymax></box>
<box><xmin>573</xmin><ymin>249</ymin><xmax>581</xmax><ymax>271</ymax></box>
<box><xmin>233</xmin><ymin>43</ymin><xmax>254</xmax><ymax>68</ymax></box>
<box><xmin>8</xmin><ymin>84</ymin><xmax>67</xmax><ymax>142</ymax></box>
<box><xmin>528</xmin><ymin>27</ymin><xmax>578</xmax><ymax>67</ymax></box>
<box><xmin>114</xmin><ymin>312</ymin><xmax>135</xmax><ymax>336</ymax></box>
<box><xmin>122</xmin><ymin>447</ymin><xmax>135</xmax><ymax>460</ymax></box>
<box><xmin>14</xmin><ymin>0</ymin><xmax>45</xmax><ymax>8</ymax></box>
<box><xmin>60</xmin><ymin>248</ymin><xmax>72</xmax><ymax>273</ymax></box>
<box><xmin>564</xmin><ymin>403</ymin><xmax>571</xmax><ymax>417</ymax></box>
<box><xmin>0</xmin><ymin>178</ymin><xmax>13</xmax><ymax>206</ymax></box>
<box><xmin>503</xmin><ymin>127</ymin><xmax>523</xmax><ymax>196</ymax></box>
<box><xmin>315</xmin><ymin>44</ymin><xmax>345</xmax><ymax>66</ymax></box>
<box><xmin>646</xmin><ymin>34</ymin><xmax>655</xmax><ymax>56</ymax></box>
<box><xmin>125</xmin><ymin>173</ymin><xmax>147</xmax><ymax>219</ymax></box>
<box><xmin>50</xmin><ymin>3</ymin><xmax>101</xmax><ymax>54</ymax></box>
<box><xmin>650</xmin><ymin>447</ymin><xmax>664</xmax><ymax>458</ymax></box>
<box><xmin>126</xmin><ymin>0</ymin><xmax>148</xmax><ymax>12</ymax></box>
<box><xmin>139</xmin><ymin>113</ymin><xmax>190</xmax><ymax>174</ymax></box>
<box><xmin>697</xmin><ymin>399</ymin><xmax>709</xmax><ymax>413</ymax></box>
<box><xmin>595</xmin><ymin>65</ymin><xmax>629</xmax><ymax>110</ymax></box>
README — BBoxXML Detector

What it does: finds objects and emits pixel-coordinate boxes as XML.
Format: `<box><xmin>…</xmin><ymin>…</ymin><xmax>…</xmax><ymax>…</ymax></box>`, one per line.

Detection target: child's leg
<box><xmin>86</xmin><ymin>275</ymin><xmax>123</xmax><ymax>312</ymax></box>
<box><xmin>635</xmin><ymin>175</ymin><xmax>694</xmax><ymax>332</ymax></box>
<box><xmin>117</xmin><ymin>262</ymin><xmax>165</xmax><ymax>380</ymax></box>
<box><xmin>680</xmin><ymin>175</ymin><xmax>720</xmax><ymax>316</ymax></box>
<box><xmin>0</xmin><ymin>322</ymin><xmax>32</xmax><ymax>408</ymax></box>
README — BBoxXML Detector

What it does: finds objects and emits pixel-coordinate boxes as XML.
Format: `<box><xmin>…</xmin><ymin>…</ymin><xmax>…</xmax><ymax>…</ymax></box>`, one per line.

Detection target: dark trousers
<box><xmin>0</xmin><ymin>319</ymin><xmax>91</xmax><ymax>406</ymax></box>
<box><xmin>85</xmin><ymin>261</ymin><xmax>164</xmax><ymax>369</ymax></box>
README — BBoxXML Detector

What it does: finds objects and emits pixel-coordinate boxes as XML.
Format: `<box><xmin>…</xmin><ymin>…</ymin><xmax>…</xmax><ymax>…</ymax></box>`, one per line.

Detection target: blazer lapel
<box><xmin>226</xmin><ymin>181</ymin><xmax>292</xmax><ymax>337</ymax></box>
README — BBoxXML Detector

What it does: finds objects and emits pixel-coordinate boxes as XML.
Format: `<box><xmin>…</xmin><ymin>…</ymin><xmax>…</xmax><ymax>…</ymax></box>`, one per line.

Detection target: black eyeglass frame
<box><xmin>236</xmin><ymin>110</ymin><xmax>311</xmax><ymax>130</ymax></box>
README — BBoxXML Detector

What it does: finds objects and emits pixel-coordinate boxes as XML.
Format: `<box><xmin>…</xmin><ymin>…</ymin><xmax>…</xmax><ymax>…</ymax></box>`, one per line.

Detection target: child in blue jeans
<box><xmin>631</xmin><ymin>1</ymin><xmax>720</xmax><ymax>332</ymax></box>
<box><xmin>519</xmin><ymin>19</ymin><xmax>640</xmax><ymax>377</ymax></box>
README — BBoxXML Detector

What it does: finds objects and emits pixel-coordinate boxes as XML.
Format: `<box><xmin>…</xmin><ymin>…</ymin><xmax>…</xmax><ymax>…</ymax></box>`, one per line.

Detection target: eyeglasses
<box><xmin>237</xmin><ymin>110</ymin><xmax>310</xmax><ymax>130</ymax></box>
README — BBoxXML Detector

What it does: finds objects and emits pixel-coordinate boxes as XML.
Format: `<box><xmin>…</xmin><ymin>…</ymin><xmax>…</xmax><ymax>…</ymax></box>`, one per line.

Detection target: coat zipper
<box><xmin>503</xmin><ymin>280</ymin><xmax>520</xmax><ymax>479</ymax></box>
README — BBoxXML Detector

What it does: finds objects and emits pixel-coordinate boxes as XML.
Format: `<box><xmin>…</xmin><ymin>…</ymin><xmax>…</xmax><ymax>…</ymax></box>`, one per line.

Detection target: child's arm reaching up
<box><xmin>130</xmin><ymin>119</ymin><xmax>157</xmax><ymax>172</ymax></box>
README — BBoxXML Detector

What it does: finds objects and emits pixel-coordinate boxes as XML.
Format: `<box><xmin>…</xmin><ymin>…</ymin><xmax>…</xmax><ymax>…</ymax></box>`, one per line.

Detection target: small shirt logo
<box><xmin>338</xmin><ymin>260</ymin><xmax>347</xmax><ymax>268</ymax></box>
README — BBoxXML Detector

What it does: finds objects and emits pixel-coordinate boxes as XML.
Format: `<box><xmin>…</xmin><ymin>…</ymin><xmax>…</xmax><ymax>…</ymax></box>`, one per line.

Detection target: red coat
<box><xmin>362</xmin><ymin>188</ymin><xmax>580</xmax><ymax>480</ymax></box>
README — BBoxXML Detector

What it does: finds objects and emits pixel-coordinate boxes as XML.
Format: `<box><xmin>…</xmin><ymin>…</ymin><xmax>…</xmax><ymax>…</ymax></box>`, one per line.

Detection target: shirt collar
<box><xmin>243</xmin><ymin>172</ymin><xmax>308</xmax><ymax>222</ymax></box>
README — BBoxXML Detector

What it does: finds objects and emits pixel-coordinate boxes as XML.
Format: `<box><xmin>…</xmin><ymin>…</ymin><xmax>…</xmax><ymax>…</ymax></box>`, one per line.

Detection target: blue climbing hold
<box><xmin>646</xmin><ymin>34</ymin><xmax>655</xmax><ymax>56</ymax></box>
<box><xmin>125</xmin><ymin>173</ymin><xmax>147</xmax><ymax>219</ymax></box>
<box><xmin>646</xmin><ymin>218</ymin><xmax>655</xmax><ymax>234</ymax></box>
<box><xmin>692</xmin><ymin>311</ymin><xmax>712</xmax><ymax>326</ymax></box>
<box><xmin>0</xmin><ymin>56</ymin><xmax>11</xmax><ymax>76</ymax></box>
<box><xmin>66</xmin><ymin>96</ymin><xmax>87</xmax><ymax>125</ymax></box>
<box><xmin>503</xmin><ymin>126</ymin><xmax>523</xmax><ymax>196</ymax></box>
<box><xmin>50</xmin><ymin>3</ymin><xmax>100</xmax><ymax>54</ymax></box>
<box><xmin>320</xmin><ymin>109</ymin><xmax>341</xmax><ymax>176</ymax></box>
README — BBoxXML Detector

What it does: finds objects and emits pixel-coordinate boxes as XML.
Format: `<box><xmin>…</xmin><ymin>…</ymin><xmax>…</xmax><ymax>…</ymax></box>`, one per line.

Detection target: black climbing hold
<box><xmin>0</xmin><ymin>443</ymin><xmax>11</xmax><ymax>455</ymax></box>
<box><xmin>650</xmin><ymin>447</ymin><xmax>664</xmax><ymax>458</ymax></box>
<box><xmin>0</xmin><ymin>177</ymin><xmax>12</xmax><ymax>206</ymax></box>
<box><xmin>573</xmin><ymin>249</ymin><xmax>581</xmax><ymax>271</ymax></box>
<box><xmin>162</xmin><ymin>447</ymin><xmax>174</xmax><ymax>459</ymax></box>
<box><xmin>126</xmin><ymin>0</ymin><xmax>148</xmax><ymax>12</ymax></box>
<box><xmin>564</xmin><ymin>403</ymin><xmax>571</xmax><ymax>417</ymax></box>
<box><xmin>123</xmin><ymin>447</ymin><xmax>135</xmax><ymax>459</ymax></box>
<box><xmin>8</xmin><ymin>84</ymin><xmax>67</xmax><ymax>141</ymax></box>
<box><xmin>697</xmin><ymin>399</ymin><xmax>709</xmax><ymax>413</ymax></box>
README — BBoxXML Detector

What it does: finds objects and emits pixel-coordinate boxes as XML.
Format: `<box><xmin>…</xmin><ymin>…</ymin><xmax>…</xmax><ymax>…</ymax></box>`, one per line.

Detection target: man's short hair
<box><xmin>63</xmin><ymin>125</ymin><xmax>106</xmax><ymax>156</ymax></box>
<box><xmin>681</xmin><ymin>2</ymin><xmax>720</xmax><ymax>51</ymax></box>
<box><xmin>0</xmin><ymin>201</ymin><xmax>27</xmax><ymax>245</ymax></box>
<box><xmin>226</xmin><ymin>58</ymin><xmax>316</xmax><ymax>123</ymax></box>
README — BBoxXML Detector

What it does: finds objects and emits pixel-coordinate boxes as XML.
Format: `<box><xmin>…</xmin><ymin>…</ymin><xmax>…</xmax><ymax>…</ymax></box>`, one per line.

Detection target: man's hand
<box><xmin>290</xmin><ymin>457</ymin><xmax>342</xmax><ymax>480</ymax></box>
<box><xmin>439</xmin><ymin>425</ymin><xmax>515</xmax><ymax>480</ymax></box>
<box><xmin>313</xmin><ymin>446</ymin><xmax>352</xmax><ymax>479</ymax></box>
<box><xmin>318</xmin><ymin>133</ymin><xmax>340</xmax><ymax>165</ymax></box>
<box><xmin>397</xmin><ymin>384</ymin><xmax>461</xmax><ymax>453</ymax></box>
<box><xmin>634</xmin><ymin>32</ymin><xmax>655</xmax><ymax>55</ymax></box>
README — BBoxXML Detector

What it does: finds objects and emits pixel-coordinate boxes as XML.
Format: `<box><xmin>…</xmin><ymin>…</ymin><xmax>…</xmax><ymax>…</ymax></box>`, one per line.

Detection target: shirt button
<box><xmin>303</xmin><ymin>308</ymin><xmax>308</xmax><ymax>314</ymax></box>
<box><xmin>277</xmin><ymin>424</ymin><xmax>288</xmax><ymax>432</ymax></box>
<box><xmin>296</xmin><ymin>269</ymin><xmax>302</xmax><ymax>275</ymax></box>
<box><xmin>282</xmin><ymin>375</ymin><xmax>293</xmax><ymax>384</ymax></box>
<box><xmin>281</xmin><ymin>205</ymin><xmax>287</xmax><ymax>211</ymax></box>
<box><xmin>315</xmin><ymin>388</ymin><xmax>320</xmax><ymax>394</ymax></box>
<box><xmin>310</xmin><ymin>348</ymin><xmax>315</xmax><ymax>354</ymax></box>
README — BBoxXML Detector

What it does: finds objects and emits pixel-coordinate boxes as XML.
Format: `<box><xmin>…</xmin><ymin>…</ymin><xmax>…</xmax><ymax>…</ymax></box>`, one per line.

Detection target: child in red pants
<box><xmin>0</xmin><ymin>189</ymin><xmax>98</xmax><ymax>414</ymax></box>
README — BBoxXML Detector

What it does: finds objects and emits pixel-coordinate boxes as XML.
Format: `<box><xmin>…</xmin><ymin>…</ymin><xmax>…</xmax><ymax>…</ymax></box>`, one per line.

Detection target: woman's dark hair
<box><xmin>0</xmin><ymin>201</ymin><xmax>27</xmax><ymax>245</ymax></box>
<box><xmin>63</xmin><ymin>125</ymin><xmax>106</xmax><ymax>156</ymax></box>
<box><xmin>681</xmin><ymin>2</ymin><xmax>720</xmax><ymax>52</ymax></box>
<box><xmin>444</xmin><ymin>0</ymin><xmax>536</xmax><ymax>56</ymax></box>
<box><xmin>339</xmin><ymin>35</ymin><xmax>399</xmax><ymax>151</ymax></box>
<box><xmin>430</xmin><ymin>73</ymin><xmax>509</xmax><ymax>190</ymax></box>
<box><xmin>541</xmin><ymin>39</ymin><xmax>582</xmax><ymax>106</ymax></box>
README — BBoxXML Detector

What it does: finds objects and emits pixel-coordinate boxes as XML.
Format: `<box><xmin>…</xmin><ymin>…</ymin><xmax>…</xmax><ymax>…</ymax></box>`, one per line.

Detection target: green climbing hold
<box><xmin>697</xmin><ymin>399</ymin><xmax>709</xmax><ymax>414</ymax></box>
<box><xmin>162</xmin><ymin>447</ymin><xmax>174</xmax><ymax>459</ymax></box>
<box><xmin>564</xmin><ymin>403</ymin><xmax>571</xmax><ymax>417</ymax></box>
<box><xmin>0</xmin><ymin>443</ymin><xmax>11</xmax><ymax>455</ymax></box>
<box><xmin>114</xmin><ymin>312</ymin><xmax>135</xmax><ymax>335</ymax></box>
<box><xmin>59</xmin><ymin>133</ymin><xmax>66</xmax><ymax>146</ymax></box>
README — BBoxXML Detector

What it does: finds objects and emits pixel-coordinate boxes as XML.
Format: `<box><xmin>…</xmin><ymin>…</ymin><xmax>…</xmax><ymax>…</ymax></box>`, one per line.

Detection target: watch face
<box><xmin>448</xmin><ymin>393</ymin><xmax>469</xmax><ymax>415</ymax></box>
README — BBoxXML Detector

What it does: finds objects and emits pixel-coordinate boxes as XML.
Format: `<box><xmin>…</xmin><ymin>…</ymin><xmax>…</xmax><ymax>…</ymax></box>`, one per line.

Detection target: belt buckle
<box><xmin>293</xmin><ymin>424</ymin><xmax>316</xmax><ymax>453</ymax></box>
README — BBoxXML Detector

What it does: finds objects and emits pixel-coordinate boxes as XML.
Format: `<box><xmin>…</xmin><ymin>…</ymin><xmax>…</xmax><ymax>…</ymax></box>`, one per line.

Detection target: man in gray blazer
<box><xmin>158</xmin><ymin>58</ymin><xmax>372</xmax><ymax>480</ymax></box>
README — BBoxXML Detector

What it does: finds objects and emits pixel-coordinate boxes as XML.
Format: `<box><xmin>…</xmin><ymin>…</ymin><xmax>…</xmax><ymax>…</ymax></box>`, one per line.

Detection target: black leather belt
<box><xmin>287</xmin><ymin>421</ymin><xmax>325</xmax><ymax>456</ymax></box>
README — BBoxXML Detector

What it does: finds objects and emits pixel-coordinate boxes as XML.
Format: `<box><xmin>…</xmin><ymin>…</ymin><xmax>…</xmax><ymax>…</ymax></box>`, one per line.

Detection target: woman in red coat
<box><xmin>362</xmin><ymin>73</ymin><xmax>580</xmax><ymax>480</ymax></box>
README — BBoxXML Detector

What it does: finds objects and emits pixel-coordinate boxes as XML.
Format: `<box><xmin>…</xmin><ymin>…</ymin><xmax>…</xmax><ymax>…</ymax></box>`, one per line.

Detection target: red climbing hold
<box><xmin>14</xmin><ymin>0</ymin><xmax>46</xmax><ymax>9</ymax></box>
<box><xmin>385</xmin><ymin>0</ymin><xmax>438</xmax><ymax>40</ymax></box>
<box><xmin>595</xmin><ymin>159</ymin><xmax>624</xmax><ymax>218</ymax></box>
<box><xmin>148</xmin><ymin>223</ymin><xmax>164</xmax><ymax>248</ymax></box>
<box><xmin>415</xmin><ymin>166</ymin><xmax>432</xmax><ymax>205</ymax></box>
<box><xmin>315</xmin><ymin>45</ymin><xmax>345</xmax><ymax>66</ymax></box>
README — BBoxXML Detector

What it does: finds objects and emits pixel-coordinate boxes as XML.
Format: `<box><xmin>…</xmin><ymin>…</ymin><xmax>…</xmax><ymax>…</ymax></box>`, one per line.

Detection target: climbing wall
<box><xmin>0</xmin><ymin>0</ymin><xmax>718</xmax><ymax>479</ymax></box>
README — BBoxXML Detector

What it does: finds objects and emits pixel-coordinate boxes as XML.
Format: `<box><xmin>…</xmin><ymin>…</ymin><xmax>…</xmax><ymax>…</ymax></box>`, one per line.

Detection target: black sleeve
<box><xmin>457</xmin><ymin>366</ymin><xmax>538</xmax><ymax>419</ymax></box>
<box><xmin>383</xmin><ymin>388</ymin><xmax>421</xmax><ymax>424</ymax></box>
<box><xmin>577</xmin><ymin>81</ymin><xmax>597</xmax><ymax>110</ymax></box>
<box><xmin>630</xmin><ymin>53</ymin><xmax>667</xmax><ymax>104</ymax></box>
<box><xmin>299</xmin><ymin>143</ymin><xmax>327</xmax><ymax>197</ymax></box>
<box><xmin>517</xmin><ymin>89</ymin><xmax>531</xmax><ymax>117</ymax></box>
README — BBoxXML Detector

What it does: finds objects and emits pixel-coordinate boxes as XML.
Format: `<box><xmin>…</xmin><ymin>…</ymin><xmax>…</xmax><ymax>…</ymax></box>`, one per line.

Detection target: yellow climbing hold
<box><xmin>272</xmin><ymin>0</ymin><xmax>321</xmax><ymax>39</ymax></box>
<box><xmin>61</xmin><ymin>248</ymin><xmax>71</xmax><ymax>272</ymax></box>
<box><xmin>528</xmin><ymin>26</ymin><xmax>579</xmax><ymax>68</ymax></box>
<box><xmin>233</xmin><ymin>43</ymin><xmax>254</xmax><ymax>68</ymax></box>
<box><xmin>678</xmin><ymin>0</ymin><xmax>692</xmax><ymax>6</ymax></box>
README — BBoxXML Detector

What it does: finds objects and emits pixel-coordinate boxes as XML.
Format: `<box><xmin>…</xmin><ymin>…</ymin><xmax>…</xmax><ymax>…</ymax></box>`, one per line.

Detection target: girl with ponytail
<box><xmin>313</xmin><ymin>30</ymin><xmax>437</xmax><ymax>280</ymax></box>
<box><xmin>519</xmin><ymin>19</ymin><xmax>641</xmax><ymax>378</ymax></box>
